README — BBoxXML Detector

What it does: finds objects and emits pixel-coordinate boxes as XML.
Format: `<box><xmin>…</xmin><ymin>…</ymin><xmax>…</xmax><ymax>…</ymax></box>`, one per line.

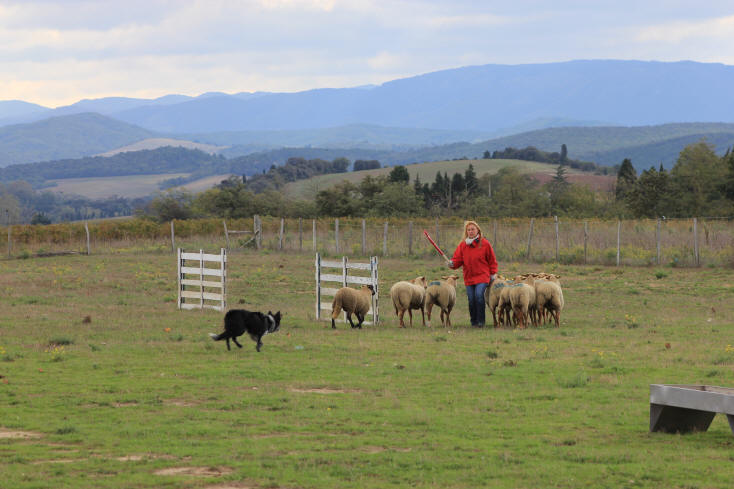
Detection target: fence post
<box><xmin>170</xmin><ymin>220</ymin><xmax>175</xmax><ymax>253</ymax></box>
<box><xmin>693</xmin><ymin>217</ymin><xmax>699</xmax><ymax>267</ymax></box>
<box><xmin>312</xmin><ymin>219</ymin><xmax>316</xmax><ymax>252</ymax></box>
<box><xmin>255</xmin><ymin>215</ymin><xmax>262</xmax><ymax>249</ymax></box>
<box><xmin>335</xmin><ymin>218</ymin><xmax>339</xmax><ymax>254</ymax></box>
<box><xmin>278</xmin><ymin>218</ymin><xmax>284</xmax><ymax>250</ymax></box>
<box><xmin>656</xmin><ymin>218</ymin><xmax>661</xmax><ymax>265</ymax></box>
<box><xmin>554</xmin><ymin>215</ymin><xmax>559</xmax><ymax>262</ymax></box>
<box><xmin>298</xmin><ymin>218</ymin><xmax>303</xmax><ymax>251</ymax></box>
<box><xmin>526</xmin><ymin>218</ymin><xmax>534</xmax><ymax>261</ymax></box>
<box><xmin>616</xmin><ymin>220</ymin><xmax>621</xmax><ymax>267</ymax></box>
<box><xmin>408</xmin><ymin>221</ymin><xmax>413</xmax><ymax>255</ymax></box>
<box><xmin>493</xmin><ymin>220</ymin><xmax>497</xmax><ymax>246</ymax></box>
<box><xmin>361</xmin><ymin>219</ymin><xmax>366</xmax><ymax>256</ymax></box>
<box><xmin>315</xmin><ymin>253</ymin><xmax>321</xmax><ymax>320</ymax></box>
<box><xmin>85</xmin><ymin>222</ymin><xmax>91</xmax><ymax>255</ymax></box>
<box><xmin>177</xmin><ymin>248</ymin><xmax>182</xmax><ymax>309</ymax></box>
<box><xmin>583</xmin><ymin>220</ymin><xmax>588</xmax><ymax>265</ymax></box>
<box><xmin>223</xmin><ymin>220</ymin><xmax>230</xmax><ymax>250</ymax></box>
<box><xmin>383</xmin><ymin>222</ymin><xmax>389</xmax><ymax>256</ymax></box>
<box><xmin>342</xmin><ymin>255</ymin><xmax>348</xmax><ymax>288</ymax></box>
<box><xmin>435</xmin><ymin>218</ymin><xmax>440</xmax><ymax>248</ymax></box>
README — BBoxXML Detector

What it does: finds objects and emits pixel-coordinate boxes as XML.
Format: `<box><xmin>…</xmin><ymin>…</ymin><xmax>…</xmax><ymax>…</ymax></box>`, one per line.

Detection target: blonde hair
<box><xmin>460</xmin><ymin>220</ymin><xmax>483</xmax><ymax>245</ymax></box>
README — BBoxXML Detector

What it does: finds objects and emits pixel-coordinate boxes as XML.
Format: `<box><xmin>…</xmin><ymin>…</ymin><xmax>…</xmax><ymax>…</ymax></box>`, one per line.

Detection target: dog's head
<box><xmin>267</xmin><ymin>311</ymin><xmax>282</xmax><ymax>333</ymax></box>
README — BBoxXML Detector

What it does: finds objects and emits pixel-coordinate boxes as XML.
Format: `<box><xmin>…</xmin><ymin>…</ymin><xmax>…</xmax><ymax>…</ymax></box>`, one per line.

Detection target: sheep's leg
<box><xmin>420</xmin><ymin>306</ymin><xmax>426</xmax><ymax>327</ymax></box>
<box><xmin>491</xmin><ymin>307</ymin><xmax>498</xmax><ymax>328</ymax></box>
<box><xmin>398</xmin><ymin>309</ymin><xmax>406</xmax><ymax>328</ymax></box>
<box><xmin>355</xmin><ymin>312</ymin><xmax>364</xmax><ymax>329</ymax></box>
<box><xmin>346</xmin><ymin>313</ymin><xmax>356</xmax><ymax>328</ymax></box>
<box><xmin>408</xmin><ymin>309</ymin><xmax>413</xmax><ymax>327</ymax></box>
<box><xmin>554</xmin><ymin>310</ymin><xmax>560</xmax><ymax>328</ymax></box>
<box><xmin>426</xmin><ymin>302</ymin><xmax>433</xmax><ymax>327</ymax></box>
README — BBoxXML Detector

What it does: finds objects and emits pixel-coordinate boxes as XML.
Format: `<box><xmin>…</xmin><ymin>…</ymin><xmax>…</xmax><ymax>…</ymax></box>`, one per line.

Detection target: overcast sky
<box><xmin>2</xmin><ymin>0</ymin><xmax>733</xmax><ymax>107</ymax></box>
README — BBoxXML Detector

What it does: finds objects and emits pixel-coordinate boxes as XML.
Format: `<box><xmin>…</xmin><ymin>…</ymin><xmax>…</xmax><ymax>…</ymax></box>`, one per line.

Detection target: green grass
<box><xmin>1</xmin><ymin>251</ymin><xmax>733</xmax><ymax>488</ymax></box>
<box><xmin>285</xmin><ymin>158</ymin><xmax>584</xmax><ymax>199</ymax></box>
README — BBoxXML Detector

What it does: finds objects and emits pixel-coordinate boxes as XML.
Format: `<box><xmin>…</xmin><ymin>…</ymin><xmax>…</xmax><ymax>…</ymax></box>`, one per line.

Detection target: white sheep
<box><xmin>510</xmin><ymin>275</ymin><xmax>537</xmax><ymax>329</ymax></box>
<box><xmin>390</xmin><ymin>276</ymin><xmax>427</xmax><ymax>327</ymax></box>
<box><xmin>331</xmin><ymin>284</ymin><xmax>375</xmax><ymax>329</ymax></box>
<box><xmin>424</xmin><ymin>275</ymin><xmax>459</xmax><ymax>327</ymax></box>
<box><xmin>534</xmin><ymin>276</ymin><xmax>564</xmax><ymax>327</ymax></box>
<box><xmin>497</xmin><ymin>283</ymin><xmax>515</xmax><ymax>327</ymax></box>
<box><xmin>483</xmin><ymin>276</ymin><xmax>510</xmax><ymax>328</ymax></box>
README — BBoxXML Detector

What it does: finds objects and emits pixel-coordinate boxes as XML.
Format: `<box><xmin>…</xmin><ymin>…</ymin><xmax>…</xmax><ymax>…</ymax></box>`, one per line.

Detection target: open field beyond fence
<box><xmin>1</xmin><ymin>250</ymin><xmax>734</xmax><ymax>488</ymax></box>
<box><xmin>3</xmin><ymin>216</ymin><xmax>734</xmax><ymax>268</ymax></box>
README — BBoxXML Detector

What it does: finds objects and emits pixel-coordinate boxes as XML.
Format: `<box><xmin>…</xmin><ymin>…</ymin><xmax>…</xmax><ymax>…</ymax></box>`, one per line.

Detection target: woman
<box><xmin>448</xmin><ymin>220</ymin><xmax>498</xmax><ymax>327</ymax></box>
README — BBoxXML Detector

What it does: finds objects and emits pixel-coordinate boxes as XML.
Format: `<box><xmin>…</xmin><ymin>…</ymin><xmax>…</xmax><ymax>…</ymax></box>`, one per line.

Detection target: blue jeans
<box><xmin>465</xmin><ymin>282</ymin><xmax>488</xmax><ymax>326</ymax></box>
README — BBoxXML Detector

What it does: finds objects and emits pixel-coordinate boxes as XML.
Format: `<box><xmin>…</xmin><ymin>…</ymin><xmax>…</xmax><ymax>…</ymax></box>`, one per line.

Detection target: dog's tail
<box><xmin>208</xmin><ymin>332</ymin><xmax>226</xmax><ymax>341</ymax></box>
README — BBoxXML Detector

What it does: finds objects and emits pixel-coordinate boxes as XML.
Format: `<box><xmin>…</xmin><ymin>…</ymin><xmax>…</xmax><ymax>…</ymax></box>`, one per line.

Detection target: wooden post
<box><xmin>335</xmin><ymin>218</ymin><xmax>339</xmax><ymax>254</ymax></box>
<box><xmin>361</xmin><ymin>219</ymin><xmax>366</xmax><ymax>256</ymax></box>
<box><xmin>583</xmin><ymin>221</ymin><xmax>588</xmax><ymax>265</ymax></box>
<box><xmin>254</xmin><ymin>215</ymin><xmax>262</xmax><ymax>249</ymax></box>
<box><xmin>84</xmin><ymin>222</ymin><xmax>91</xmax><ymax>255</ymax></box>
<box><xmin>383</xmin><ymin>221</ymin><xmax>388</xmax><ymax>256</ymax></box>
<box><xmin>298</xmin><ymin>218</ymin><xmax>303</xmax><ymax>251</ymax></box>
<box><xmin>493</xmin><ymin>220</ymin><xmax>497</xmax><ymax>246</ymax></box>
<box><xmin>315</xmin><ymin>253</ymin><xmax>321</xmax><ymax>320</ymax></box>
<box><xmin>342</xmin><ymin>256</ymin><xmax>348</xmax><ymax>287</ymax></box>
<box><xmin>554</xmin><ymin>215</ymin><xmax>559</xmax><ymax>262</ymax></box>
<box><xmin>177</xmin><ymin>248</ymin><xmax>182</xmax><ymax>309</ymax></box>
<box><xmin>278</xmin><ymin>218</ymin><xmax>284</xmax><ymax>250</ymax></box>
<box><xmin>435</xmin><ymin>218</ymin><xmax>440</xmax><ymax>248</ymax></box>
<box><xmin>408</xmin><ymin>221</ymin><xmax>413</xmax><ymax>255</ymax></box>
<box><xmin>6</xmin><ymin>209</ymin><xmax>10</xmax><ymax>258</ymax></box>
<box><xmin>170</xmin><ymin>220</ymin><xmax>175</xmax><ymax>253</ymax></box>
<box><xmin>616</xmin><ymin>220</ymin><xmax>621</xmax><ymax>267</ymax></box>
<box><xmin>656</xmin><ymin>218</ymin><xmax>661</xmax><ymax>265</ymax></box>
<box><xmin>223</xmin><ymin>220</ymin><xmax>230</xmax><ymax>250</ymax></box>
<box><xmin>526</xmin><ymin>218</ymin><xmax>534</xmax><ymax>261</ymax></box>
<box><xmin>312</xmin><ymin>219</ymin><xmax>316</xmax><ymax>251</ymax></box>
<box><xmin>693</xmin><ymin>217</ymin><xmax>699</xmax><ymax>267</ymax></box>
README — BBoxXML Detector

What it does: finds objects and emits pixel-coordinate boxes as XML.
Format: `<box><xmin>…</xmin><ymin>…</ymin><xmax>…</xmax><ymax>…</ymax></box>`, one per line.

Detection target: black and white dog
<box><xmin>209</xmin><ymin>309</ymin><xmax>282</xmax><ymax>352</ymax></box>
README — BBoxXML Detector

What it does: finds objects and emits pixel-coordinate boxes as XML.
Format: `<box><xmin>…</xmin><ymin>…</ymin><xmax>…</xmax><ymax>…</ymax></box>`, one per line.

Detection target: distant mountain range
<box><xmin>2</xmin><ymin>59</ymin><xmax>734</xmax><ymax>173</ymax></box>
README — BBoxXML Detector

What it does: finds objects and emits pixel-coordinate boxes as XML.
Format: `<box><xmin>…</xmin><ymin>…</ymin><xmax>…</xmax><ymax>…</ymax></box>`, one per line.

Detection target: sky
<box><xmin>2</xmin><ymin>0</ymin><xmax>734</xmax><ymax>108</ymax></box>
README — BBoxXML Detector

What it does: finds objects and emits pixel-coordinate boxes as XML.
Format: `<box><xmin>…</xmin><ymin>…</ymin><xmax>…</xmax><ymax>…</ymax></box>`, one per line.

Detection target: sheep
<box><xmin>497</xmin><ymin>283</ymin><xmax>515</xmax><ymax>327</ymax></box>
<box><xmin>483</xmin><ymin>276</ymin><xmax>511</xmax><ymax>328</ymax></box>
<box><xmin>534</xmin><ymin>277</ymin><xmax>564</xmax><ymax>327</ymax></box>
<box><xmin>390</xmin><ymin>276</ymin><xmax>428</xmax><ymax>327</ymax></box>
<box><xmin>424</xmin><ymin>275</ymin><xmax>459</xmax><ymax>327</ymax></box>
<box><xmin>331</xmin><ymin>284</ymin><xmax>375</xmax><ymax>329</ymax></box>
<box><xmin>509</xmin><ymin>275</ymin><xmax>537</xmax><ymax>329</ymax></box>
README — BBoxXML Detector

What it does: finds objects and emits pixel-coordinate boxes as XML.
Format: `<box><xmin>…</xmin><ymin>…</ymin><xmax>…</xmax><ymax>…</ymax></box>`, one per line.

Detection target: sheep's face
<box><xmin>364</xmin><ymin>284</ymin><xmax>376</xmax><ymax>296</ymax></box>
<box><xmin>410</xmin><ymin>276</ymin><xmax>427</xmax><ymax>288</ymax></box>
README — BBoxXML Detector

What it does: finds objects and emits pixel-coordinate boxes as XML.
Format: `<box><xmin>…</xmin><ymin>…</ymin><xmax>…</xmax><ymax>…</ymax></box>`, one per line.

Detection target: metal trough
<box><xmin>650</xmin><ymin>384</ymin><xmax>734</xmax><ymax>434</ymax></box>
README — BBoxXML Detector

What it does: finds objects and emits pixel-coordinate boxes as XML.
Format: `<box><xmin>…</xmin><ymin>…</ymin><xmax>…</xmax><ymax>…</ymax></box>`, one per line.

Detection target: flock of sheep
<box><xmin>330</xmin><ymin>272</ymin><xmax>564</xmax><ymax>329</ymax></box>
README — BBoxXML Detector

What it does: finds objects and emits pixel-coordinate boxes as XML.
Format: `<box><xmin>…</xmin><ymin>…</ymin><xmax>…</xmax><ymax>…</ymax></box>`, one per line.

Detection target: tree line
<box><xmin>139</xmin><ymin>140</ymin><xmax>734</xmax><ymax>222</ymax></box>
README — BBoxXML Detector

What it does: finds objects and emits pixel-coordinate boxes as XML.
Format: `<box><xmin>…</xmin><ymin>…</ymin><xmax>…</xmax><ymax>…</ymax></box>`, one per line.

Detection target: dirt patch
<box><xmin>204</xmin><ymin>485</ymin><xmax>258</xmax><ymax>489</ymax></box>
<box><xmin>165</xmin><ymin>399</ymin><xmax>199</xmax><ymax>407</ymax></box>
<box><xmin>289</xmin><ymin>387</ymin><xmax>358</xmax><ymax>394</ymax></box>
<box><xmin>154</xmin><ymin>466</ymin><xmax>233</xmax><ymax>477</ymax></box>
<box><xmin>361</xmin><ymin>446</ymin><xmax>412</xmax><ymax>453</ymax></box>
<box><xmin>113</xmin><ymin>402</ymin><xmax>138</xmax><ymax>407</ymax></box>
<box><xmin>0</xmin><ymin>429</ymin><xmax>42</xmax><ymax>439</ymax></box>
<box><xmin>31</xmin><ymin>459</ymin><xmax>81</xmax><ymax>464</ymax></box>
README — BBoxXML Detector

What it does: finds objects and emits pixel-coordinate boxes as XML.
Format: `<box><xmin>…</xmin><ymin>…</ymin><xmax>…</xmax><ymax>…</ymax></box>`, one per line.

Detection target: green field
<box><xmin>285</xmin><ymin>158</ymin><xmax>574</xmax><ymax>199</ymax></box>
<box><xmin>47</xmin><ymin>173</ymin><xmax>232</xmax><ymax>199</ymax></box>
<box><xmin>1</xmin><ymin>250</ymin><xmax>734</xmax><ymax>488</ymax></box>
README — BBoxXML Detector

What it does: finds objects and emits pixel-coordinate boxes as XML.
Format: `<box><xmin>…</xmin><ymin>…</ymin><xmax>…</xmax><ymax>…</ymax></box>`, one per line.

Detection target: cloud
<box><xmin>635</xmin><ymin>14</ymin><xmax>734</xmax><ymax>43</ymax></box>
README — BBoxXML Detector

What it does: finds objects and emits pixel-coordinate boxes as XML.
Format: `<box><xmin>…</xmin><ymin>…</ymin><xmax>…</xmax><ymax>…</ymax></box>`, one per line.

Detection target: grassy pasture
<box><xmin>285</xmin><ymin>158</ymin><xmax>577</xmax><ymax>199</ymax></box>
<box><xmin>1</xmin><ymin>250</ymin><xmax>734</xmax><ymax>489</ymax></box>
<box><xmin>46</xmin><ymin>173</ymin><xmax>232</xmax><ymax>199</ymax></box>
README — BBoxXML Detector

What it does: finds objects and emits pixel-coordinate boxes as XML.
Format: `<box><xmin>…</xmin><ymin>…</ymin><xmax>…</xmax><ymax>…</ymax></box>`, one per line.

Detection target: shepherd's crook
<box><xmin>423</xmin><ymin>230</ymin><xmax>451</xmax><ymax>265</ymax></box>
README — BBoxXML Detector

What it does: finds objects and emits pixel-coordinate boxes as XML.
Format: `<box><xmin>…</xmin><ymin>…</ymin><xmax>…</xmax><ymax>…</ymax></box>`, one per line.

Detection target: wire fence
<box><xmin>3</xmin><ymin>216</ymin><xmax>733</xmax><ymax>268</ymax></box>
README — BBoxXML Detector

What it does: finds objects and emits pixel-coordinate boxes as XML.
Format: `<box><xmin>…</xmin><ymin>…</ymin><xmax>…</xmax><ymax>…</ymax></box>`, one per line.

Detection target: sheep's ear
<box><xmin>441</xmin><ymin>275</ymin><xmax>448</xmax><ymax>280</ymax></box>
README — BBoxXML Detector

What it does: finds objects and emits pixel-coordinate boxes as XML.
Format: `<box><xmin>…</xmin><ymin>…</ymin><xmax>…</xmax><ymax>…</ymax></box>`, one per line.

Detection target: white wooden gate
<box><xmin>315</xmin><ymin>253</ymin><xmax>379</xmax><ymax>325</ymax></box>
<box><xmin>177</xmin><ymin>248</ymin><xmax>227</xmax><ymax>311</ymax></box>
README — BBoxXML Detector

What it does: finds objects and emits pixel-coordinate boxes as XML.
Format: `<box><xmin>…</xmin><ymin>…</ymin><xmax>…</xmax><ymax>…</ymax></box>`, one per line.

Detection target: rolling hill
<box><xmin>0</xmin><ymin>113</ymin><xmax>156</xmax><ymax>167</ymax></box>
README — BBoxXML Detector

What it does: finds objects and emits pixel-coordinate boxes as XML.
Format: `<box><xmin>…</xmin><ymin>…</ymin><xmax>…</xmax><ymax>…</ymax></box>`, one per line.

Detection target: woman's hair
<box><xmin>460</xmin><ymin>220</ymin><xmax>483</xmax><ymax>247</ymax></box>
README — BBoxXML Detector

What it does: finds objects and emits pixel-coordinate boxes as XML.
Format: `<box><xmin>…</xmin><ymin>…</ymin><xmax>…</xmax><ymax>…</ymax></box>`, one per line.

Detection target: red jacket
<box><xmin>450</xmin><ymin>237</ymin><xmax>498</xmax><ymax>285</ymax></box>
